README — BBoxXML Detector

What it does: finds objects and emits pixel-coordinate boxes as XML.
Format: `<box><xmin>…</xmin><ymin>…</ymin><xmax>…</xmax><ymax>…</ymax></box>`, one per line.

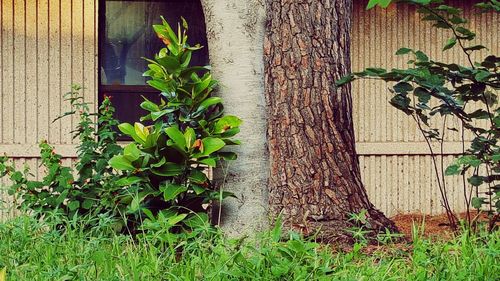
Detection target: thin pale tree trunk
<box><xmin>264</xmin><ymin>0</ymin><xmax>397</xmax><ymax>242</ymax></box>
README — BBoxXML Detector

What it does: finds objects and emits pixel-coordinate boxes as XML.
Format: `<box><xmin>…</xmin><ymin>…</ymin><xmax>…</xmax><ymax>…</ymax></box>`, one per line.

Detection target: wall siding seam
<box><xmin>0</xmin><ymin>141</ymin><xmax>469</xmax><ymax>158</ymax></box>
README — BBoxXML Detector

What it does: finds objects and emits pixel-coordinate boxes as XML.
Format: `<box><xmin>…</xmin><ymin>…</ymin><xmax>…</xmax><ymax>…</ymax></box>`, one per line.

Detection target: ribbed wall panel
<box><xmin>0</xmin><ymin>0</ymin><xmax>97</xmax><ymax>147</ymax></box>
<box><xmin>352</xmin><ymin>0</ymin><xmax>499</xmax><ymax>216</ymax></box>
<box><xmin>0</xmin><ymin>0</ymin><xmax>96</xmax><ymax>220</ymax></box>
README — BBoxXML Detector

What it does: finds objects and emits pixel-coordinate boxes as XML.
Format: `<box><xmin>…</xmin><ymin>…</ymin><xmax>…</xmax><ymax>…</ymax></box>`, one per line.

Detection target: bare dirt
<box><xmin>391</xmin><ymin>211</ymin><xmax>496</xmax><ymax>240</ymax></box>
<box><xmin>392</xmin><ymin>213</ymin><xmax>458</xmax><ymax>240</ymax></box>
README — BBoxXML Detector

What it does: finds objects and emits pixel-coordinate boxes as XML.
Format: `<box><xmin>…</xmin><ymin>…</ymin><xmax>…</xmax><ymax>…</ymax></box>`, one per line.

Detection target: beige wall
<box><xmin>0</xmin><ymin>0</ymin><xmax>96</xmax><ymax>220</ymax></box>
<box><xmin>0</xmin><ymin>0</ymin><xmax>498</xmax><ymax>221</ymax></box>
<box><xmin>352</xmin><ymin>1</ymin><xmax>499</xmax><ymax>216</ymax></box>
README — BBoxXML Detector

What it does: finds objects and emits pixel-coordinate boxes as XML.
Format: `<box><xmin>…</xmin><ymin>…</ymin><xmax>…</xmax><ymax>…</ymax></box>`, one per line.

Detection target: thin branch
<box><xmin>418</xmin><ymin>4</ymin><xmax>475</xmax><ymax>69</ymax></box>
<box><xmin>461</xmin><ymin>103</ymin><xmax>471</xmax><ymax>228</ymax></box>
<box><xmin>412</xmin><ymin>114</ymin><xmax>457</xmax><ymax>228</ymax></box>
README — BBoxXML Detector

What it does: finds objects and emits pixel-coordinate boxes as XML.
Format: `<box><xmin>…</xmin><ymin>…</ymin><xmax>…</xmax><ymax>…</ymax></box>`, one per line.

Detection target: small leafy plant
<box><xmin>0</xmin><ymin>86</ymin><xmax>123</xmax><ymax>226</ymax></box>
<box><xmin>107</xmin><ymin>17</ymin><xmax>242</xmax><ymax>233</ymax></box>
<box><xmin>338</xmin><ymin>0</ymin><xmax>499</xmax><ymax>230</ymax></box>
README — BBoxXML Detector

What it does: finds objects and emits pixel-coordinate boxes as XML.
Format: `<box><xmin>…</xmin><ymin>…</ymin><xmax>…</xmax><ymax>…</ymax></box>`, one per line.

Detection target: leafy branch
<box><xmin>340</xmin><ymin>0</ymin><xmax>500</xmax><ymax>230</ymax></box>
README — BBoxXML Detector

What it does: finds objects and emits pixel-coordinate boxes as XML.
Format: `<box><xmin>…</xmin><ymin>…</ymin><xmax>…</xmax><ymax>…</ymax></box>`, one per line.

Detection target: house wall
<box><xmin>0</xmin><ymin>0</ymin><xmax>498</xmax><ymax>222</ymax></box>
<box><xmin>0</xmin><ymin>0</ymin><xmax>96</xmax><ymax>220</ymax></box>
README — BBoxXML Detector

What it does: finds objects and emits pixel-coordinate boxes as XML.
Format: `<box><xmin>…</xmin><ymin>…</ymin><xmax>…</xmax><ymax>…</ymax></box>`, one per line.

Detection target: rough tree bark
<box><xmin>264</xmin><ymin>0</ymin><xmax>397</xmax><ymax>242</ymax></box>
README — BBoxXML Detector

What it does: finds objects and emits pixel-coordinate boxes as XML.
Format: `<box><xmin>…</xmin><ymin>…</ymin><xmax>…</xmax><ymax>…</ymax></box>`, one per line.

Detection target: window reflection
<box><xmin>101</xmin><ymin>0</ymin><xmax>209</xmax><ymax>85</ymax></box>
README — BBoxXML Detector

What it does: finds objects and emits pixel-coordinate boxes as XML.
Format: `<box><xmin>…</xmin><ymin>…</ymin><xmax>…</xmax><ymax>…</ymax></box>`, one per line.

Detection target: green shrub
<box><xmin>107</xmin><ymin>17</ymin><xmax>242</xmax><ymax>234</ymax></box>
<box><xmin>0</xmin><ymin>86</ymin><xmax>124</xmax><ymax>228</ymax></box>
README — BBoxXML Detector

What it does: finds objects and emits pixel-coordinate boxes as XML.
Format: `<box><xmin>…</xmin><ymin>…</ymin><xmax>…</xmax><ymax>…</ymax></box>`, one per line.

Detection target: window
<box><xmin>98</xmin><ymin>0</ymin><xmax>208</xmax><ymax>126</ymax></box>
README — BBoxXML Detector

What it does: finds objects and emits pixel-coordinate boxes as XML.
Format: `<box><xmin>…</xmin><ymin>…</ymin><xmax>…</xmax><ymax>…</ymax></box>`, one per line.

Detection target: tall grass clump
<box><xmin>0</xmin><ymin>215</ymin><xmax>498</xmax><ymax>280</ymax></box>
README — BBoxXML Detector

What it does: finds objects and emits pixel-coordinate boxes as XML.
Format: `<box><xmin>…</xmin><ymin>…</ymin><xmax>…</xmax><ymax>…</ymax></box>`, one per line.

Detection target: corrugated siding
<box><xmin>352</xmin><ymin>0</ymin><xmax>499</xmax><ymax>216</ymax></box>
<box><xmin>0</xmin><ymin>0</ymin><xmax>97</xmax><ymax>220</ymax></box>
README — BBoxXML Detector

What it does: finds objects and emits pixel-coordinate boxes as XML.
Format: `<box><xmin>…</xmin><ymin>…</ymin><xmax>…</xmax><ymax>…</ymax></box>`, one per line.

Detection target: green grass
<box><xmin>0</xmin><ymin>215</ymin><xmax>498</xmax><ymax>280</ymax></box>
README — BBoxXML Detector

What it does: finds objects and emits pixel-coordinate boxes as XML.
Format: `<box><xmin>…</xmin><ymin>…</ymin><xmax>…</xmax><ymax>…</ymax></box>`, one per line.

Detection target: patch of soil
<box><xmin>358</xmin><ymin>212</ymin><xmax>483</xmax><ymax>255</ymax></box>
<box><xmin>392</xmin><ymin>213</ymin><xmax>454</xmax><ymax>239</ymax></box>
<box><xmin>391</xmin><ymin>211</ymin><xmax>491</xmax><ymax>240</ymax></box>
<box><xmin>331</xmin><ymin>212</ymin><xmax>494</xmax><ymax>253</ymax></box>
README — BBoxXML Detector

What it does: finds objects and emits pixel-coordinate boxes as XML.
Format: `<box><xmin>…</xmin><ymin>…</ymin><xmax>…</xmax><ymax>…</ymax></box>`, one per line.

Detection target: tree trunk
<box><xmin>264</xmin><ymin>0</ymin><xmax>397</xmax><ymax>243</ymax></box>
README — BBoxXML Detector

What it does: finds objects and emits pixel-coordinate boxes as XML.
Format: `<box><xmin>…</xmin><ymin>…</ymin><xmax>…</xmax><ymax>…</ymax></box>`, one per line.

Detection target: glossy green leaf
<box><xmin>443</xmin><ymin>37</ymin><xmax>457</xmax><ymax>51</ymax></box>
<box><xmin>183</xmin><ymin>213</ymin><xmax>209</xmax><ymax>228</ymax></box>
<box><xmin>415</xmin><ymin>51</ymin><xmax>429</xmax><ymax>62</ymax></box>
<box><xmin>151</xmin><ymin>163</ymin><xmax>184</xmax><ymax>176</ymax></box>
<box><xmin>395</xmin><ymin>47</ymin><xmax>412</xmax><ymax>55</ymax></box>
<box><xmin>184</xmin><ymin>127</ymin><xmax>196</xmax><ymax>149</ymax></box>
<box><xmin>147</xmin><ymin>79</ymin><xmax>169</xmax><ymax>92</ymax></box>
<box><xmin>151</xmin><ymin>109</ymin><xmax>175</xmax><ymax>121</ymax></box>
<box><xmin>475</xmin><ymin>70</ymin><xmax>491</xmax><ymax>82</ymax></box>
<box><xmin>193</xmin><ymin>74</ymin><xmax>213</xmax><ymax>98</ymax></box>
<box><xmin>414</xmin><ymin>87</ymin><xmax>431</xmax><ymax>103</ymax></box>
<box><xmin>148</xmin><ymin>63</ymin><xmax>164</xmax><ymax>75</ymax></box>
<box><xmin>198</xmin><ymin>157</ymin><xmax>217</xmax><ymax>167</ymax></box>
<box><xmin>191</xmin><ymin>184</ymin><xmax>207</xmax><ymax>195</ymax></box>
<box><xmin>366</xmin><ymin>0</ymin><xmax>393</xmax><ymax>9</ymax></box>
<box><xmin>134</xmin><ymin>123</ymin><xmax>149</xmax><ymax>142</ymax></box>
<box><xmin>201</xmin><ymin>137</ymin><xmax>226</xmax><ymax>156</ymax></box>
<box><xmin>197</xmin><ymin>97</ymin><xmax>222</xmax><ymax>112</ymax></box>
<box><xmin>140</xmin><ymin>99</ymin><xmax>160</xmax><ymax>112</ymax></box>
<box><xmin>471</xmin><ymin>197</ymin><xmax>486</xmax><ymax>209</ymax></box>
<box><xmin>335</xmin><ymin>74</ymin><xmax>354</xmax><ymax>86</ymax></box>
<box><xmin>118</xmin><ymin>123</ymin><xmax>135</xmax><ymax>136</ymax></box>
<box><xmin>393</xmin><ymin>82</ymin><xmax>413</xmax><ymax>93</ymax></box>
<box><xmin>109</xmin><ymin>155</ymin><xmax>135</xmax><ymax>171</ymax></box>
<box><xmin>457</xmin><ymin>155</ymin><xmax>482</xmax><ymax>167</ymax></box>
<box><xmin>155</xmin><ymin>17</ymin><xmax>178</xmax><ymax>46</ymax></box>
<box><xmin>123</xmin><ymin>143</ymin><xmax>141</xmax><ymax>161</ymax></box>
<box><xmin>468</xmin><ymin>175</ymin><xmax>484</xmax><ymax>187</ymax></box>
<box><xmin>165</xmin><ymin>126</ymin><xmax>186</xmax><ymax>149</ymax></box>
<box><xmin>116</xmin><ymin>176</ymin><xmax>143</xmax><ymax>187</ymax></box>
<box><xmin>464</xmin><ymin>45</ymin><xmax>487</xmax><ymax>52</ymax></box>
<box><xmin>214</xmin><ymin>115</ymin><xmax>243</xmax><ymax>134</ymax></box>
<box><xmin>445</xmin><ymin>164</ymin><xmax>461</xmax><ymax>176</ymax></box>
<box><xmin>188</xmin><ymin>169</ymin><xmax>208</xmax><ymax>184</ymax></box>
<box><xmin>167</xmin><ymin>213</ymin><xmax>188</xmax><ymax>226</ymax></box>
<box><xmin>161</xmin><ymin>183</ymin><xmax>188</xmax><ymax>201</ymax></box>
<box><xmin>157</xmin><ymin>56</ymin><xmax>182</xmax><ymax>73</ymax></box>
<box><xmin>492</xmin><ymin>154</ymin><xmax>500</xmax><ymax>162</ymax></box>
<box><xmin>151</xmin><ymin>157</ymin><xmax>166</xmax><ymax>168</ymax></box>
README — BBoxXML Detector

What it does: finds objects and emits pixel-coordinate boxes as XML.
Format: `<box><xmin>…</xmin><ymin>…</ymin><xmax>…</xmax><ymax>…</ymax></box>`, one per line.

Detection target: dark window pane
<box><xmin>98</xmin><ymin>0</ymin><xmax>209</xmax><ymax>133</ymax></box>
<box><xmin>103</xmin><ymin>90</ymin><xmax>162</xmax><ymax>125</ymax></box>
<box><xmin>100</xmin><ymin>0</ymin><xmax>208</xmax><ymax>86</ymax></box>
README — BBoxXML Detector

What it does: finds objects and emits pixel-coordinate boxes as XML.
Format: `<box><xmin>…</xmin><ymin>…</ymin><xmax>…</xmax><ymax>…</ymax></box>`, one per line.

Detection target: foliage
<box><xmin>0</xmin><ymin>215</ymin><xmax>499</xmax><ymax>280</ymax></box>
<box><xmin>366</xmin><ymin>0</ymin><xmax>500</xmax><ymax>11</ymax></box>
<box><xmin>0</xmin><ymin>19</ymin><xmax>240</xmax><ymax>238</ymax></box>
<box><xmin>366</xmin><ymin>0</ymin><xmax>428</xmax><ymax>9</ymax></box>
<box><xmin>340</xmin><ymin>0</ymin><xmax>499</xmax><ymax>229</ymax></box>
<box><xmin>0</xmin><ymin>86</ymin><xmax>124</xmax><ymax>227</ymax></box>
<box><xmin>346</xmin><ymin>209</ymin><xmax>404</xmax><ymax>244</ymax></box>
<box><xmin>106</xmin><ymin>17</ymin><xmax>241</xmax><ymax>233</ymax></box>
